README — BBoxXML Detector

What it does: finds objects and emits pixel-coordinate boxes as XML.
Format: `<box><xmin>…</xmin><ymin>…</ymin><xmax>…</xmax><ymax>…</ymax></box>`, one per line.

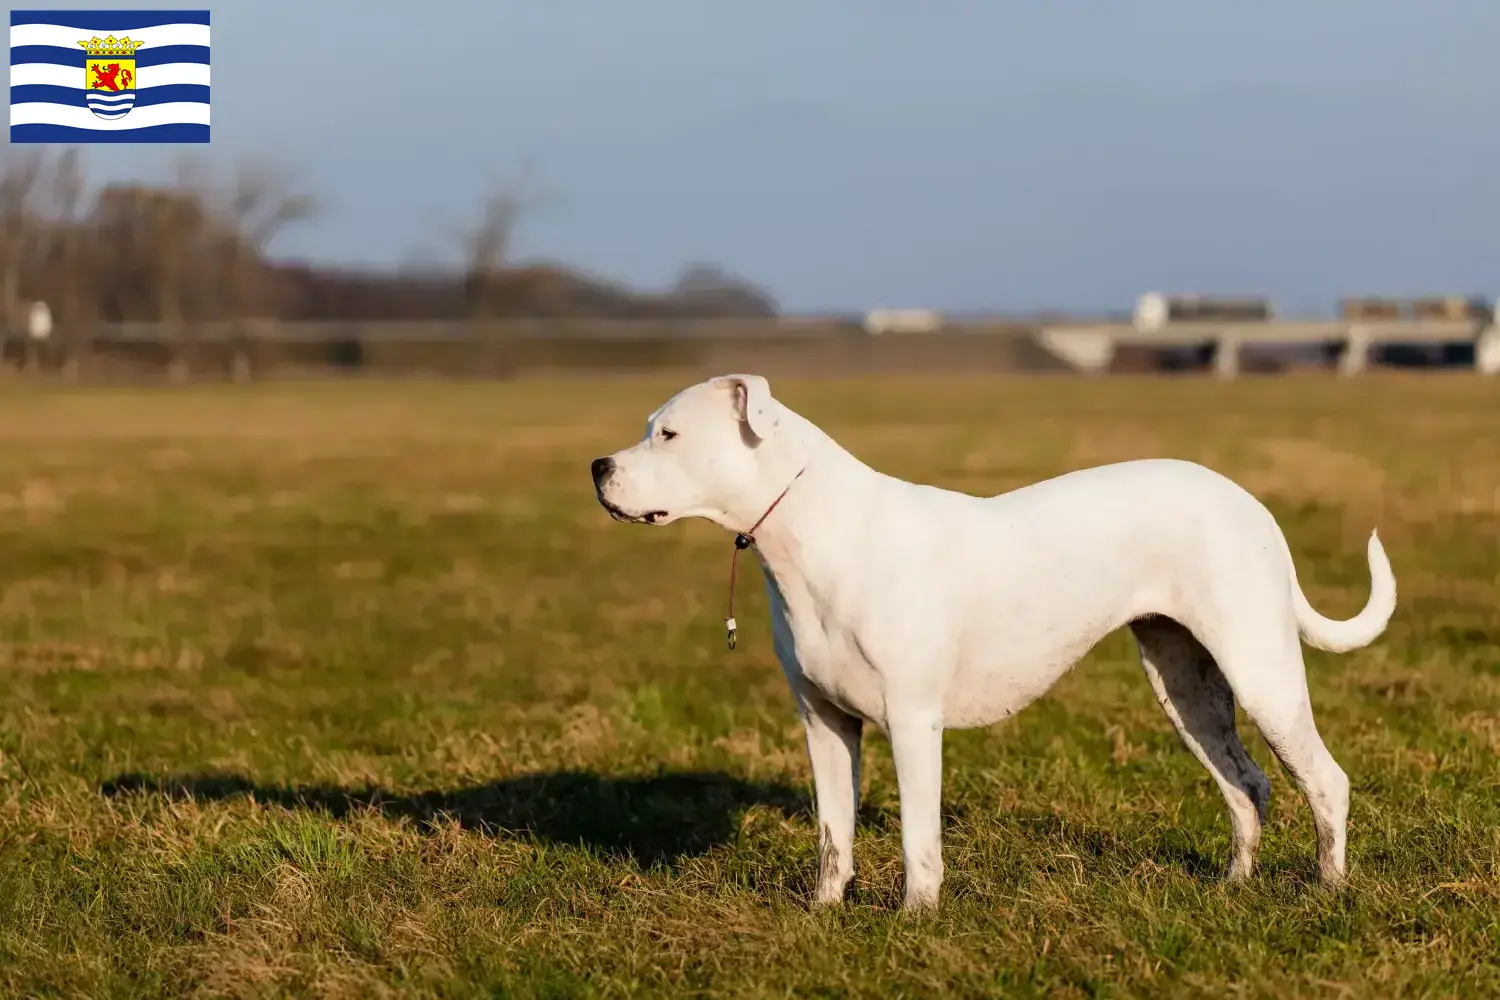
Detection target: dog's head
<box><xmin>591</xmin><ymin>374</ymin><xmax>785</xmax><ymax>528</ymax></box>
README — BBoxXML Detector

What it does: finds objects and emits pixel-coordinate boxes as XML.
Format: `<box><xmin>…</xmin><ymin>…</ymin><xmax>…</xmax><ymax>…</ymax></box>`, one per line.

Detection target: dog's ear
<box><xmin>711</xmin><ymin>373</ymin><xmax>780</xmax><ymax>442</ymax></box>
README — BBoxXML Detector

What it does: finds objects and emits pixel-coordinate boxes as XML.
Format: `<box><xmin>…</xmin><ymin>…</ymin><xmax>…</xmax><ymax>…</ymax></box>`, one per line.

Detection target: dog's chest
<box><xmin>761</xmin><ymin>563</ymin><xmax>888</xmax><ymax>725</ymax></box>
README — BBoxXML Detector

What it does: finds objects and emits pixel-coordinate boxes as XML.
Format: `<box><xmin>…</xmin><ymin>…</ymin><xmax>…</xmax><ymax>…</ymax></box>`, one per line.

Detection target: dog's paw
<box><xmin>899</xmin><ymin>889</ymin><xmax>941</xmax><ymax>916</ymax></box>
<box><xmin>810</xmin><ymin>879</ymin><xmax>852</xmax><ymax>910</ymax></box>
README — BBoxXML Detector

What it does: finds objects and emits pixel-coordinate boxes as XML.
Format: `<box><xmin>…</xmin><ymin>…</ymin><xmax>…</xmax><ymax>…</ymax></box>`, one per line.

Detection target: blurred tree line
<box><xmin>0</xmin><ymin>149</ymin><xmax>778</xmax><ymax>344</ymax></box>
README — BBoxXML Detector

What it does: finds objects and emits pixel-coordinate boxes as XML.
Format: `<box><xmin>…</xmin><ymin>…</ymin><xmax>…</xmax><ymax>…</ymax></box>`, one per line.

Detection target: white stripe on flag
<box><xmin>10</xmin><ymin>101</ymin><xmax>210</xmax><ymax>129</ymax></box>
<box><xmin>10</xmin><ymin>23</ymin><xmax>210</xmax><ymax>50</ymax></box>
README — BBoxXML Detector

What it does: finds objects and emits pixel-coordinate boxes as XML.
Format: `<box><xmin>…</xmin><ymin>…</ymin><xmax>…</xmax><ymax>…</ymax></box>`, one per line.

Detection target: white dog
<box><xmin>591</xmin><ymin>374</ymin><xmax>1395</xmax><ymax>910</ymax></box>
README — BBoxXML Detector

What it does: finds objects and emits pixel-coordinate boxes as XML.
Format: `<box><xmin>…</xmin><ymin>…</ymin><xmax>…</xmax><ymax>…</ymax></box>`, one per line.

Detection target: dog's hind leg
<box><xmin>1210</xmin><ymin>629</ymin><xmax>1351</xmax><ymax>888</ymax></box>
<box><xmin>1130</xmin><ymin>616</ymin><xmax>1271</xmax><ymax>881</ymax></box>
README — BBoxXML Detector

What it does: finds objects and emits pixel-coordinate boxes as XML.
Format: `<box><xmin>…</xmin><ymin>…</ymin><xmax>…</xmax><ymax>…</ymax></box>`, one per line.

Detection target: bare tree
<box><xmin>214</xmin><ymin>158</ymin><xmax>319</xmax><ymax>319</ymax></box>
<box><xmin>461</xmin><ymin>189</ymin><xmax>524</xmax><ymax>319</ymax></box>
<box><xmin>92</xmin><ymin>185</ymin><xmax>204</xmax><ymax>326</ymax></box>
<box><xmin>39</xmin><ymin>148</ymin><xmax>88</xmax><ymax>373</ymax></box>
<box><xmin>89</xmin><ymin>158</ymin><xmax>217</xmax><ymax>379</ymax></box>
<box><xmin>0</xmin><ymin>148</ymin><xmax>97</xmax><ymax>372</ymax></box>
<box><xmin>0</xmin><ymin>149</ymin><xmax>49</xmax><ymax>359</ymax></box>
<box><xmin>452</xmin><ymin>171</ymin><xmax>550</xmax><ymax>319</ymax></box>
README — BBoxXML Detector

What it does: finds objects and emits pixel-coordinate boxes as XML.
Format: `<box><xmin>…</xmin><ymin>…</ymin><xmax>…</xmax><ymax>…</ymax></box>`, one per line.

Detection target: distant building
<box><xmin>863</xmin><ymin>309</ymin><xmax>942</xmax><ymax>336</ymax></box>
<box><xmin>1339</xmin><ymin>294</ymin><xmax>1491</xmax><ymax>323</ymax></box>
<box><xmin>1337</xmin><ymin>297</ymin><xmax>1402</xmax><ymax>321</ymax></box>
<box><xmin>1133</xmin><ymin>292</ymin><xmax>1273</xmax><ymax>332</ymax></box>
<box><xmin>1408</xmin><ymin>295</ymin><xmax>1491</xmax><ymax>323</ymax></box>
<box><xmin>1339</xmin><ymin>294</ymin><xmax>1493</xmax><ymax>368</ymax></box>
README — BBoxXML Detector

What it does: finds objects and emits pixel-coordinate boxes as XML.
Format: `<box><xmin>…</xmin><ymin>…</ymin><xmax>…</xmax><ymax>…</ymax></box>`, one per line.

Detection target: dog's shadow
<box><xmin>101</xmin><ymin>771</ymin><xmax>1245</xmax><ymax>882</ymax></box>
<box><xmin>101</xmin><ymin>769</ymin><xmax>813</xmax><ymax>867</ymax></box>
<box><xmin>1007</xmin><ymin>811</ymin><xmax>1224</xmax><ymax>880</ymax></box>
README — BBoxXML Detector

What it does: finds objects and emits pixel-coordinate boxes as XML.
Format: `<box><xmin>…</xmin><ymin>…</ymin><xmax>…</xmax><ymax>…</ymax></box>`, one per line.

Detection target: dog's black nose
<box><xmin>591</xmin><ymin>456</ymin><xmax>615</xmax><ymax>487</ymax></box>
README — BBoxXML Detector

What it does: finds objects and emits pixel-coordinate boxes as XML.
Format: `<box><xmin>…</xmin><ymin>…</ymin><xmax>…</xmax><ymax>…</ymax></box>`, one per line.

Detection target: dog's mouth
<box><xmin>598</xmin><ymin>495</ymin><xmax>669</xmax><ymax>525</ymax></box>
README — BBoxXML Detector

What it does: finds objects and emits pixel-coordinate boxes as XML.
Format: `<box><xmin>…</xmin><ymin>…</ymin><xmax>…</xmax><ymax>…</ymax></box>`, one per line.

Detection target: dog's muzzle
<box><xmin>591</xmin><ymin>456</ymin><xmax>666</xmax><ymax>524</ymax></box>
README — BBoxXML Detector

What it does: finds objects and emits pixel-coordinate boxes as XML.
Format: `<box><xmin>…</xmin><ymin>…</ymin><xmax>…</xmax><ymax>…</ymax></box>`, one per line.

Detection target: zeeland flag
<box><xmin>10</xmin><ymin>9</ymin><xmax>209</xmax><ymax>142</ymax></box>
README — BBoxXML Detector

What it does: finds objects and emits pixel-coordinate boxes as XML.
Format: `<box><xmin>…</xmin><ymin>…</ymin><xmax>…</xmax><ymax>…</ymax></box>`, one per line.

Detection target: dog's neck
<box><xmin>717</xmin><ymin>407</ymin><xmax>873</xmax><ymax>594</ymax></box>
<box><xmin>709</xmin><ymin>408</ymin><xmax>824</xmax><ymax>531</ymax></box>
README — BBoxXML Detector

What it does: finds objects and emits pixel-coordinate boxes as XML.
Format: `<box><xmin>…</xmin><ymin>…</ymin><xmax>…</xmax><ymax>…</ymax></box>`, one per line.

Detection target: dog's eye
<box><xmin>659</xmin><ymin>428</ymin><xmax>678</xmax><ymax>441</ymax></box>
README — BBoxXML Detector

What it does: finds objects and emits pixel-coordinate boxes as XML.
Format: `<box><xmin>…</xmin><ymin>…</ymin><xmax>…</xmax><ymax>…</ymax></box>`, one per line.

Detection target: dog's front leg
<box><xmin>888</xmin><ymin>705</ymin><xmax>945</xmax><ymax>912</ymax></box>
<box><xmin>798</xmin><ymin>689</ymin><xmax>864</xmax><ymax>907</ymax></box>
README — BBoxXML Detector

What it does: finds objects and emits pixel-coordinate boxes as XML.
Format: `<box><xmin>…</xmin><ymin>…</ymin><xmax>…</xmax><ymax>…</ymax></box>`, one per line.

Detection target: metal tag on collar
<box><xmin>725</xmin><ymin>616</ymin><xmax>737</xmax><ymax>649</ymax></box>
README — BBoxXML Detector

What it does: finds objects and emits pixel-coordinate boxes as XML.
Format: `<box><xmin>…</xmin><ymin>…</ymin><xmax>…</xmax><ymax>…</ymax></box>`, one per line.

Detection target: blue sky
<box><xmin>15</xmin><ymin>0</ymin><xmax>1500</xmax><ymax>313</ymax></box>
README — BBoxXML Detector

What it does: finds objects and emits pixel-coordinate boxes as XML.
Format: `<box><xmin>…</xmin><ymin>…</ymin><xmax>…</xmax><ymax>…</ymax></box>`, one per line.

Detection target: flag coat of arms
<box><xmin>10</xmin><ymin>9</ymin><xmax>209</xmax><ymax>143</ymax></box>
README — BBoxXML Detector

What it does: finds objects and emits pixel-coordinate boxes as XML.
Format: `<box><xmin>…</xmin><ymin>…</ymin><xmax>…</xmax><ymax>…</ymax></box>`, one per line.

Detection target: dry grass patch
<box><xmin>0</xmin><ymin>375</ymin><xmax>1494</xmax><ymax>998</ymax></box>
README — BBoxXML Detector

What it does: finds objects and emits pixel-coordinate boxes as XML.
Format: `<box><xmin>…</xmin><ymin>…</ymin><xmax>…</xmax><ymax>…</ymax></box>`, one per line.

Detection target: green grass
<box><xmin>0</xmin><ymin>374</ymin><xmax>1496</xmax><ymax>998</ymax></box>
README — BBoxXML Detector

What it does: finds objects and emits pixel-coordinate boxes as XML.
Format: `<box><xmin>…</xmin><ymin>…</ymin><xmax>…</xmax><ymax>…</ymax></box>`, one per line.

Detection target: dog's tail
<box><xmin>1291</xmin><ymin>529</ymin><xmax>1397</xmax><ymax>653</ymax></box>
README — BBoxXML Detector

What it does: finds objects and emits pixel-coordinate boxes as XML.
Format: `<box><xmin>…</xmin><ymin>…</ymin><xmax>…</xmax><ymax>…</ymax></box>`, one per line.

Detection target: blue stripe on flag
<box><xmin>9</xmin><ymin>122</ymin><xmax>209</xmax><ymax>143</ymax></box>
<box><xmin>11</xmin><ymin>83</ymin><xmax>210</xmax><ymax>107</ymax></box>
<box><xmin>9</xmin><ymin>10</ymin><xmax>210</xmax><ymax>29</ymax></box>
<box><xmin>10</xmin><ymin>44</ymin><xmax>210</xmax><ymax>68</ymax></box>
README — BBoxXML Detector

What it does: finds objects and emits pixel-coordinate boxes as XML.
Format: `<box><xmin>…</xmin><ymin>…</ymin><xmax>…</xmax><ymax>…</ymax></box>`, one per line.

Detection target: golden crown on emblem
<box><xmin>77</xmin><ymin>34</ymin><xmax>145</xmax><ymax>57</ymax></box>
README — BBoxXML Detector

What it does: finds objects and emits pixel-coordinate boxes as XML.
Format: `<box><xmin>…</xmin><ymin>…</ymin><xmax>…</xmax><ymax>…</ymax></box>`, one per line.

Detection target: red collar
<box><xmin>724</xmin><ymin>467</ymin><xmax>806</xmax><ymax>650</ymax></box>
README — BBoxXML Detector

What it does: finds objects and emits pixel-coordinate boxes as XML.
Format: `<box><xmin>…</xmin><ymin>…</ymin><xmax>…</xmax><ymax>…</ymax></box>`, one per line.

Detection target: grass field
<box><xmin>0</xmin><ymin>374</ymin><xmax>1496</xmax><ymax>999</ymax></box>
